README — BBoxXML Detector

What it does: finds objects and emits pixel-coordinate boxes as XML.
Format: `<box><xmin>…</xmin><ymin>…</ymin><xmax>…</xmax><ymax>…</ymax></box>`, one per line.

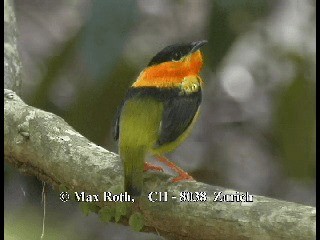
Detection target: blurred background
<box><xmin>4</xmin><ymin>0</ymin><xmax>316</xmax><ymax>239</ymax></box>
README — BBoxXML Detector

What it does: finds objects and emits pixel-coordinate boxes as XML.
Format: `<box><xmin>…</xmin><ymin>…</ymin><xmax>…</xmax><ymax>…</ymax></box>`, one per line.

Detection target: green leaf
<box><xmin>79</xmin><ymin>202</ymin><xmax>91</xmax><ymax>216</ymax></box>
<box><xmin>99</xmin><ymin>206</ymin><xmax>115</xmax><ymax>223</ymax></box>
<box><xmin>115</xmin><ymin>203</ymin><xmax>129</xmax><ymax>222</ymax></box>
<box><xmin>79</xmin><ymin>202</ymin><xmax>100</xmax><ymax>216</ymax></box>
<box><xmin>129</xmin><ymin>212</ymin><xmax>144</xmax><ymax>232</ymax></box>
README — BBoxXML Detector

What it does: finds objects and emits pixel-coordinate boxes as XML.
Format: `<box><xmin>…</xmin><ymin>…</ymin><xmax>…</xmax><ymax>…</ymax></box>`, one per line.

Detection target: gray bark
<box><xmin>4</xmin><ymin>89</ymin><xmax>316</xmax><ymax>240</ymax></box>
<box><xmin>4</xmin><ymin>0</ymin><xmax>22</xmax><ymax>95</ymax></box>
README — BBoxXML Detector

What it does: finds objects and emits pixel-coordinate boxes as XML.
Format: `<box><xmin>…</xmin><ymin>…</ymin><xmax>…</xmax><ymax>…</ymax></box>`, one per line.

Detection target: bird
<box><xmin>113</xmin><ymin>40</ymin><xmax>207</xmax><ymax>196</ymax></box>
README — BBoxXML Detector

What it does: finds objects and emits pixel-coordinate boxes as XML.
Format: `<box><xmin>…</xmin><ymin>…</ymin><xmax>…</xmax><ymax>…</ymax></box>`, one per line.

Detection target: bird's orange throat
<box><xmin>132</xmin><ymin>50</ymin><xmax>204</xmax><ymax>88</ymax></box>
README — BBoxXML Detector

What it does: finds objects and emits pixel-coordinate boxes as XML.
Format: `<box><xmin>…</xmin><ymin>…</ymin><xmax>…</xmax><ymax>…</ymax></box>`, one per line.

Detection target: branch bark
<box><xmin>4</xmin><ymin>89</ymin><xmax>316</xmax><ymax>240</ymax></box>
<box><xmin>4</xmin><ymin>0</ymin><xmax>22</xmax><ymax>95</ymax></box>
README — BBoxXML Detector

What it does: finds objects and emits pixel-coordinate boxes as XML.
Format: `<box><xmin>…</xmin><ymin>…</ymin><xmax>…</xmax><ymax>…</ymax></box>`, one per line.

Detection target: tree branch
<box><xmin>4</xmin><ymin>0</ymin><xmax>22</xmax><ymax>95</ymax></box>
<box><xmin>4</xmin><ymin>89</ymin><xmax>316</xmax><ymax>240</ymax></box>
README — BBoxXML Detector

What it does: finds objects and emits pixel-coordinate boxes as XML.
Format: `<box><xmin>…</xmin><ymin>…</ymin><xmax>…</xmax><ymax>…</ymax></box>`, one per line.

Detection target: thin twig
<box><xmin>40</xmin><ymin>181</ymin><xmax>46</xmax><ymax>239</ymax></box>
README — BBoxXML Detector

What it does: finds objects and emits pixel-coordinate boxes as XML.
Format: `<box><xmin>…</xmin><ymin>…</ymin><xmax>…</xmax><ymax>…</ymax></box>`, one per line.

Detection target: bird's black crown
<box><xmin>148</xmin><ymin>40</ymin><xmax>207</xmax><ymax>67</ymax></box>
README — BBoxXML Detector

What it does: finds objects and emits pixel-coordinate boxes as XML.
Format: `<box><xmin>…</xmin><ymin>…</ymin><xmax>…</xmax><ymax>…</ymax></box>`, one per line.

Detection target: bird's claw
<box><xmin>171</xmin><ymin>174</ymin><xmax>194</xmax><ymax>183</ymax></box>
<box><xmin>144</xmin><ymin>162</ymin><xmax>164</xmax><ymax>172</ymax></box>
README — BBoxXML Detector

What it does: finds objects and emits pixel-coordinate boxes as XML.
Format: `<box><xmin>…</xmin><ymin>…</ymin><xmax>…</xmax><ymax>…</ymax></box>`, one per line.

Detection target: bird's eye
<box><xmin>172</xmin><ymin>52</ymin><xmax>181</xmax><ymax>61</ymax></box>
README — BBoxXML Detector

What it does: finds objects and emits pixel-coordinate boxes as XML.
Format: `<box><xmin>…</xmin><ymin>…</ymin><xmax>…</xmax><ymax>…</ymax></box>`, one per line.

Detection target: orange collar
<box><xmin>132</xmin><ymin>50</ymin><xmax>203</xmax><ymax>88</ymax></box>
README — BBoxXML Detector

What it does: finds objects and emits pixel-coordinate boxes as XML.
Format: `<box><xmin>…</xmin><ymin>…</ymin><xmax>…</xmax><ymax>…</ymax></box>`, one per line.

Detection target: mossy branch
<box><xmin>4</xmin><ymin>89</ymin><xmax>316</xmax><ymax>240</ymax></box>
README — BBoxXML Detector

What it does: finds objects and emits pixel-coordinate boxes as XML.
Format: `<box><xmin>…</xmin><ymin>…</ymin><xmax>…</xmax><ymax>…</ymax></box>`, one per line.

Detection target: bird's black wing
<box><xmin>158</xmin><ymin>89</ymin><xmax>201</xmax><ymax>146</ymax></box>
<box><xmin>113</xmin><ymin>100</ymin><xmax>124</xmax><ymax>141</ymax></box>
<box><xmin>113</xmin><ymin>87</ymin><xmax>202</xmax><ymax>144</ymax></box>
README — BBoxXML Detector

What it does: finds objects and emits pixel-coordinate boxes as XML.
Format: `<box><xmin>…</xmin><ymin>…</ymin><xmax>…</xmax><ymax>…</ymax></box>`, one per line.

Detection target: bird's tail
<box><xmin>122</xmin><ymin>146</ymin><xmax>145</xmax><ymax>196</ymax></box>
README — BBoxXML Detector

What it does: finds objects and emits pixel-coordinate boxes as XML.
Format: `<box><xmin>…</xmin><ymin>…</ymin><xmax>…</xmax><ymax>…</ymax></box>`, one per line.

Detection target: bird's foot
<box><xmin>144</xmin><ymin>162</ymin><xmax>164</xmax><ymax>172</ymax></box>
<box><xmin>155</xmin><ymin>155</ymin><xmax>194</xmax><ymax>182</ymax></box>
<box><xmin>171</xmin><ymin>173</ymin><xmax>194</xmax><ymax>183</ymax></box>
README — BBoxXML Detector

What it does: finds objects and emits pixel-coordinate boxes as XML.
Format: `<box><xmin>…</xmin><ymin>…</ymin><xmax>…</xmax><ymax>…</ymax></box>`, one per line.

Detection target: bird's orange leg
<box><xmin>144</xmin><ymin>162</ymin><xmax>164</xmax><ymax>172</ymax></box>
<box><xmin>155</xmin><ymin>155</ymin><xmax>194</xmax><ymax>182</ymax></box>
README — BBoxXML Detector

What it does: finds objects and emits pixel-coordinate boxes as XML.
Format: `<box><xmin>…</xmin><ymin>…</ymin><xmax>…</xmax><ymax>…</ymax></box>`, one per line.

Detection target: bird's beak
<box><xmin>190</xmin><ymin>40</ymin><xmax>208</xmax><ymax>53</ymax></box>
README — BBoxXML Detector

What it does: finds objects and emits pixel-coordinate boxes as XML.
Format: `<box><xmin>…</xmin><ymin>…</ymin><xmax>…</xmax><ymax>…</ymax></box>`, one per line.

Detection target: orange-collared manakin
<box><xmin>114</xmin><ymin>40</ymin><xmax>207</xmax><ymax>196</ymax></box>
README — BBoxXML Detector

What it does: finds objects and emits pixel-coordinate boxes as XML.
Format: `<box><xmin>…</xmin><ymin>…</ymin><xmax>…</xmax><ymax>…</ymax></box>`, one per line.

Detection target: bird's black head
<box><xmin>148</xmin><ymin>40</ymin><xmax>208</xmax><ymax>67</ymax></box>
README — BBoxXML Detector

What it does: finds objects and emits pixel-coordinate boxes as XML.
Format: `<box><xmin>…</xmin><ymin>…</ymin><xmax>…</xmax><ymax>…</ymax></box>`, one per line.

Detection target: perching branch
<box><xmin>4</xmin><ymin>89</ymin><xmax>316</xmax><ymax>240</ymax></box>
